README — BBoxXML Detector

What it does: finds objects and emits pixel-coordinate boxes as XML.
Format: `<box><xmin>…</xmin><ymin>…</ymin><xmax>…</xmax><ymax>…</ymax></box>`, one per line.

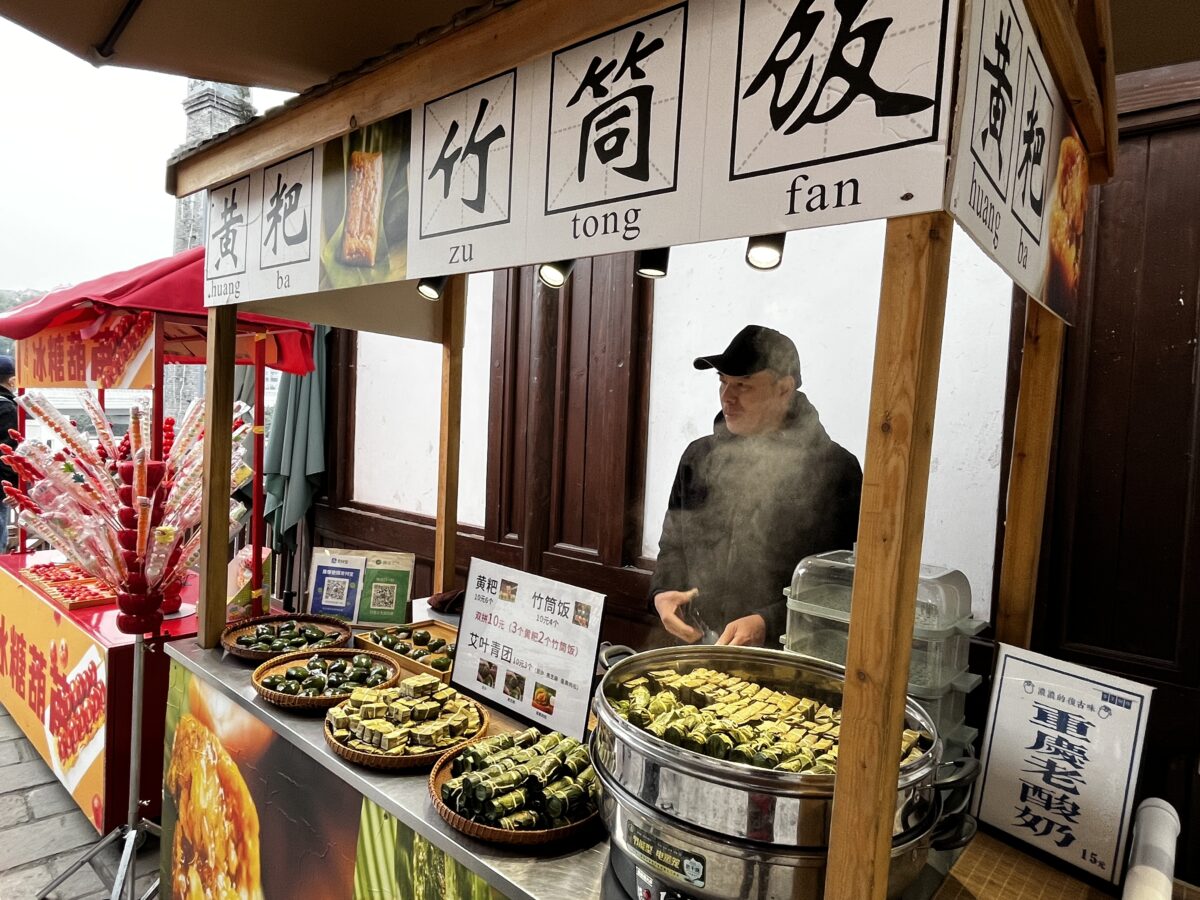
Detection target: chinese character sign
<box><xmin>733</xmin><ymin>0</ymin><xmax>945</xmax><ymax>179</ymax></box>
<box><xmin>948</xmin><ymin>0</ymin><xmax>1088</xmax><ymax>323</ymax></box>
<box><xmin>407</xmin><ymin>71</ymin><xmax>532</xmax><ymax>279</ymax></box>
<box><xmin>975</xmin><ymin>644</ymin><xmax>1153</xmax><ymax>882</ymax></box>
<box><xmin>422</xmin><ymin>71</ymin><xmax>516</xmax><ymax>237</ymax></box>
<box><xmin>17</xmin><ymin>314</ymin><xmax>155</xmax><ymax>390</ymax></box>
<box><xmin>545</xmin><ymin>6</ymin><xmax>688</xmax><ymax>216</ymax></box>
<box><xmin>260</xmin><ymin>150</ymin><xmax>315</xmax><ymax>270</ymax></box>
<box><xmin>453</xmin><ymin>558</ymin><xmax>605</xmax><ymax>741</ymax></box>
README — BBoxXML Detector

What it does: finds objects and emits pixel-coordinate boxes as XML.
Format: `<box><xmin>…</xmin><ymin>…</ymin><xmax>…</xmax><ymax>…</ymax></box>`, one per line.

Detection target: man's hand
<box><xmin>653</xmin><ymin>589</ymin><xmax>702</xmax><ymax>643</ymax></box>
<box><xmin>715</xmin><ymin>614</ymin><xmax>767</xmax><ymax>647</ymax></box>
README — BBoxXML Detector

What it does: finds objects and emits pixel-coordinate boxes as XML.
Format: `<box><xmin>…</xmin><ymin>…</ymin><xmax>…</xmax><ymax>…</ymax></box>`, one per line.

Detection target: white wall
<box><xmin>642</xmin><ymin>224</ymin><xmax>1011</xmax><ymax>621</ymax></box>
<box><xmin>352</xmin><ymin>272</ymin><xmax>493</xmax><ymax>526</ymax></box>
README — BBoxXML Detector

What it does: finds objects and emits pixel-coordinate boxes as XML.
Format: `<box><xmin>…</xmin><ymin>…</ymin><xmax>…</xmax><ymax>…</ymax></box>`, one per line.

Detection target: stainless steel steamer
<box><xmin>590</xmin><ymin>645</ymin><xmax>977</xmax><ymax>900</ymax></box>
<box><xmin>591</xmin><ymin>646</ymin><xmax>941</xmax><ymax>847</ymax></box>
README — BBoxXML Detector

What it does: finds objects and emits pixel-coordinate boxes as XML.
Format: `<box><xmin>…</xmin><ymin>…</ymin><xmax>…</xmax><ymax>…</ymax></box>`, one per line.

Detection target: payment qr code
<box><xmin>323</xmin><ymin>577</ymin><xmax>350</xmax><ymax>608</ymax></box>
<box><xmin>370</xmin><ymin>582</ymin><xmax>398</xmax><ymax>611</ymax></box>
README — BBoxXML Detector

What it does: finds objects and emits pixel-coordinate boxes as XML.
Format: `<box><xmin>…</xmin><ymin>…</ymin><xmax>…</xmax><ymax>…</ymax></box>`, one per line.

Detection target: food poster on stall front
<box><xmin>161</xmin><ymin>662</ymin><xmax>506</xmax><ymax>899</ymax></box>
<box><xmin>946</xmin><ymin>0</ymin><xmax>1088</xmax><ymax>323</ymax></box>
<box><xmin>319</xmin><ymin>111</ymin><xmax>411</xmax><ymax>290</ymax></box>
<box><xmin>975</xmin><ymin>644</ymin><xmax>1153</xmax><ymax>882</ymax></box>
<box><xmin>17</xmin><ymin>311</ymin><xmax>155</xmax><ymax>389</ymax></box>
<box><xmin>454</xmin><ymin>559</ymin><xmax>605</xmax><ymax>741</ymax></box>
<box><xmin>0</xmin><ymin>574</ymin><xmax>107</xmax><ymax>831</ymax></box>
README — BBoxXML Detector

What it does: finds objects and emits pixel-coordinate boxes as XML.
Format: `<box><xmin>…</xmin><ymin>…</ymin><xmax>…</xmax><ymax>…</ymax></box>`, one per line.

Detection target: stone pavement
<box><xmin>0</xmin><ymin>703</ymin><xmax>160</xmax><ymax>900</ymax></box>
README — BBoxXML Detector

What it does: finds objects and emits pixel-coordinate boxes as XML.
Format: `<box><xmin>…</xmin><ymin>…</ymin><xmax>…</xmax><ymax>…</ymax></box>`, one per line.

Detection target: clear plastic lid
<box><xmin>787</xmin><ymin>549</ymin><xmax>972</xmax><ymax>629</ymax></box>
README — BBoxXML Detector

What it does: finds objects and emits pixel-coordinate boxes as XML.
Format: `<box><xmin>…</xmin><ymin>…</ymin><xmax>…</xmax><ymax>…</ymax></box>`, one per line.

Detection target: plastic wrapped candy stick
<box><xmin>78</xmin><ymin>391</ymin><xmax>119</xmax><ymax>463</ymax></box>
<box><xmin>168</xmin><ymin>398</ymin><xmax>204</xmax><ymax>468</ymax></box>
<box><xmin>133</xmin><ymin>448</ymin><xmax>149</xmax><ymax>499</ymax></box>
<box><xmin>18</xmin><ymin>392</ymin><xmax>106</xmax><ymax>474</ymax></box>
<box><xmin>135</xmin><ymin>496</ymin><xmax>152</xmax><ymax>559</ymax></box>
<box><xmin>129</xmin><ymin>406</ymin><xmax>145</xmax><ymax>458</ymax></box>
<box><xmin>144</xmin><ymin>526</ymin><xmax>179</xmax><ymax>588</ymax></box>
<box><xmin>18</xmin><ymin>512</ymin><xmax>102</xmax><ymax>580</ymax></box>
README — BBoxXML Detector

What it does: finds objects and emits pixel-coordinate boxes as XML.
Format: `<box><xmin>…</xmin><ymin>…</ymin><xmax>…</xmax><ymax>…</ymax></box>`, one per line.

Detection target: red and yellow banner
<box><xmin>0</xmin><ymin>569</ymin><xmax>107</xmax><ymax>831</ymax></box>
<box><xmin>17</xmin><ymin>311</ymin><xmax>155</xmax><ymax>389</ymax></box>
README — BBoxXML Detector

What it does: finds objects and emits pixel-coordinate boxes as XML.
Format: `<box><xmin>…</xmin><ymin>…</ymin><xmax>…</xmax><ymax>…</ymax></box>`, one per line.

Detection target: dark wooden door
<box><xmin>1035</xmin><ymin>69</ymin><xmax>1200</xmax><ymax>881</ymax></box>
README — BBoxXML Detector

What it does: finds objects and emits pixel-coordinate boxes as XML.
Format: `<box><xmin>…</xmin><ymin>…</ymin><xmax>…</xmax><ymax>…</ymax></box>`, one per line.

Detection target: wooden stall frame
<box><xmin>995</xmin><ymin>297</ymin><xmax>1066</xmax><ymax>648</ymax></box>
<box><xmin>179</xmin><ymin>1</ymin><xmax>1119</xmax><ymax>896</ymax></box>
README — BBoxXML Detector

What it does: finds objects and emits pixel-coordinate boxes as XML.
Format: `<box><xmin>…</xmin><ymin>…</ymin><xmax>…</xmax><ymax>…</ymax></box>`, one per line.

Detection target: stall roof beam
<box><xmin>1025</xmin><ymin>0</ymin><xmax>1117</xmax><ymax>182</ymax></box>
<box><xmin>167</xmin><ymin>0</ymin><xmax>674</xmax><ymax>198</ymax></box>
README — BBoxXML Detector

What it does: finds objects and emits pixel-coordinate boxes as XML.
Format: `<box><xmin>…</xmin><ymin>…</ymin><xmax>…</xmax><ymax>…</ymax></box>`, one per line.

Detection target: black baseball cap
<box><xmin>693</xmin><ymin>325</ymin><xmax>801</xmax><ymax>384</ymax></box>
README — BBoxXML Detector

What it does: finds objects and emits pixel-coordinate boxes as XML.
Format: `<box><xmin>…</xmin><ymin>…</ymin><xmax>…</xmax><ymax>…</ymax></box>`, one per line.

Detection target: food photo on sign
<box><xmin>319</xmin><ymin>111</ymin><xmax>412</xmax><ymax>290</ymax></box>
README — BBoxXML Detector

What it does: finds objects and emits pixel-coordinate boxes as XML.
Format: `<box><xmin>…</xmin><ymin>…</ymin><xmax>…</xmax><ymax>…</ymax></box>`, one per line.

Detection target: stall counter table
<box><xmin>162</xmin><ymin>627</ymin><xmax>969</xmax><ymax>899</ymax></box>
<box><xmin>163</xmin><ymin>638</ymin><xmax>611</xmax><ymax>900</ymax></box>
<box><xmin>0</xmin><ymin>550</ymin><xmax>197</xmax><ymax>834</ymax></box>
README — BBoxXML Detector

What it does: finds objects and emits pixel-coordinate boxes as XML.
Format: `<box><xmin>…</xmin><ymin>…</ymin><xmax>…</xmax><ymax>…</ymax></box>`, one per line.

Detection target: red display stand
<box><xmin>0</xmin><ymin>550</ymin><xmax>197</xmax><ymax>834</ymax></box>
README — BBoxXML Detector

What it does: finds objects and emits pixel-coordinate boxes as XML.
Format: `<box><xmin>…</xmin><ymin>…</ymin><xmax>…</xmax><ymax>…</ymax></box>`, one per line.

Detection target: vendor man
<box><xmin>651</xmin><ymin>325</ymin><xmax>863</xmax><ymax>647</ymax></box>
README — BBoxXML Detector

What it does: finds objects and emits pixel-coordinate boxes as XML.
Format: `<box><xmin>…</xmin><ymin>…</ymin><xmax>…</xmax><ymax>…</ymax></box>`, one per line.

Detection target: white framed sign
<box><xmin>522</xmin><ymin>2</ymin><xmax>710</xmax><ymax>264</ymax></box>
<box><xmin>947</xmin><ymin>0</ymin><xmax>1088</xmax><ymax>323</ymax></box>
<box><xmin>407</xmin><ymin>69</ymin><xmax>533</xmax><ymax>278</ymax></box>
<box><xmin>452</xmin><ymin>558</ymin><xmax>605</xmax><ymax>741</ymax></box>
<box><xmin>204</xmin><ymin>147</ymin><xmax>323</xmax><ymax>305</ymax></box>
<box><xmin>700</xmin><ymin>0</ymin><xmax>959</xmax><ymax>239</ymax></box>
<box><xmin>975</xmin><ymin>644</ymin><xmax>1154</xmax><ymax>882</ymax></box>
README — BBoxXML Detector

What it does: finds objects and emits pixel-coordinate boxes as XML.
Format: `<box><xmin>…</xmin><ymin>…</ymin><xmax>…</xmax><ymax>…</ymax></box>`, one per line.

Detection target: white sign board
<box><xmin>206</xmin><ymin>0</ymin><xmax>962</xmax><ymax>303</ymax></box>
<box><xmin>407</xmin><ymin>69</ymin><xmax>533</xmax><ymax>278</ymax></box>
<box><xmin>204</xmin><ymin>147</ymin><xmax>323</xmax><ymax>306</ymax></box>
<box><xmin>975</xmin><ymin>644</ymin><xmax>1153</xmax><ymax>882</ymax></box>
<box><xmin>700</xmin><ymin>0</ymin><xmax>956</xmax><ymax>239</ymax></box>
<box><xmin>522</xmin><ymin>3</ymin><xmax>709</xmax><ymax>265</ymax></box>
<box><xmin>947</xmin><ymin>0</ymin><xmax>1088</xmax><ymax>323</ymax></box>
<box><xmin>453</xmin><ymin>559</ymin><xmax>605</xmax><ymax>740</ymax></box>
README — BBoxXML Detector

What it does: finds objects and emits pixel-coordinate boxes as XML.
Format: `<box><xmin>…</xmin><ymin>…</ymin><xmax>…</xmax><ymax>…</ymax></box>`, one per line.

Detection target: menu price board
<box><xmin>975</xmin><ymin>644</ymin><xmax>1153</xmax><ymax>882</ymax></box>
<box><xmin>453</xmin><ymin>559</ymin><xmax>605</xmax><ymax>741</ymax></box>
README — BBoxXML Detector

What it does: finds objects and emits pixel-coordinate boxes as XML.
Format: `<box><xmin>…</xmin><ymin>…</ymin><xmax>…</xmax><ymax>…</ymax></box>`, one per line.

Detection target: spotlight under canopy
<box><xmin>538</xmin><ymin>259</ymin><xmax>576</xmax><ymax>289</ymax></box>
<box><xmin>417</xmin><ymin>274</ymin><xmax>448</xmax><ymax>300</ymax></box>
<box><xmin>745</xmin><ymin>233</ymin><xmax>786</xmax><ymax>270</ymax></box>
<box><xmin>636</xmin><ymin>247</ymin><xmax>671</xmax><ymax>279</ymax></box>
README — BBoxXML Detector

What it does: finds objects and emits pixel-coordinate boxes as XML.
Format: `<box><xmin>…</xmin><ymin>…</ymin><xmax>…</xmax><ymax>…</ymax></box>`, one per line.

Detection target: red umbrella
<box><xmin>0</xmin><ymin>246</ymin><xmax>315</xmax><ymax>375</ymax></box>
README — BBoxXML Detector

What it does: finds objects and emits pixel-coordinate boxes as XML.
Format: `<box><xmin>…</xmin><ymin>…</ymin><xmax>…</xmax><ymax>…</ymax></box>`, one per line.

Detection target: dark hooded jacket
<box><xmin>0</xmin><ymin>384</ymin><xmax>17</xmax><ymax>487</ymax></box>
<box><xmin>650</xmin><ymin>392</ymin><xmax>862</xmax><ymax>646</ymax></box>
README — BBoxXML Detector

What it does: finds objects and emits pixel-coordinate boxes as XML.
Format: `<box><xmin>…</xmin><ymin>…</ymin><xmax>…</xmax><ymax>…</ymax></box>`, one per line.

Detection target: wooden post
<box><xmin>824</xmin><ymin>211</ymin><xmax>953</xmax><ymax>900</ymax></box>
<box><xmin>995</xmin><ymin>297</ymin><xmax>1065</xmax><ymax>648</ymax></box>
<box><xmin>433</xmin><ymin>276</ymin><xmax>467</xmax><ymax>594</ymax></box>
<box><xmin>198</xmin><ymin>306</ymin><xmax>237</xmax><ymax>648</ymax></box>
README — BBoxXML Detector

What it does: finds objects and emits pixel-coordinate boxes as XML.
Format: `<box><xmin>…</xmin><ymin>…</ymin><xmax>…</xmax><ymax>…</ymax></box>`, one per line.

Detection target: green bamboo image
<box><xmin>353</xmin><ymin>800</ymin><xmax>399</xmax><ymax>900</ymax></box>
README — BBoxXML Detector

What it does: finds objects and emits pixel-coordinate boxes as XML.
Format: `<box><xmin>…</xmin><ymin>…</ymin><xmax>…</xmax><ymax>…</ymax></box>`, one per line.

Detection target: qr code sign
<box><xmin>323</xmin><ymin>577</ymin><xmax>350</xmax><ymax>608</ymax></box>
<box><xmin>370</xmin><ymin>583</ymin><xmax>398</xmax><ymax>611</ymax></box>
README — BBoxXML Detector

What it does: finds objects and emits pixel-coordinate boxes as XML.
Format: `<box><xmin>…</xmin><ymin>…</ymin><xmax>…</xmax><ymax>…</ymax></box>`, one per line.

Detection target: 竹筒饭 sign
<box><xmin>453</xmin><ymin>558</ymin><xmax>605</xmax><ymax>741</ymax></box>
<box><xmin>946</xmin><ymin>0</ymin><xmax>1088</xmax><ymax>323</ymax></box>
<box><xmin>974</xmin><ymin>644</ymin><xmax>1153</xmax><ymax>882</ymax></box>
<box><xmin>206</xmin><ymin>0</ymin><xmax>962</xmax><ymax>297</ymax></box>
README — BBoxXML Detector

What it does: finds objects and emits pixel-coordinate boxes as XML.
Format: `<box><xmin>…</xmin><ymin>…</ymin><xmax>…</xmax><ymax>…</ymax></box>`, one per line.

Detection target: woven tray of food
<box><xmin>429</xmin><ymin>728</ymin><xmax>600</xmax><ymax>845</ymax></box>
<box><xmin>354</xmin><ymin>620</ymin><xmax>457</xmax><ymax>682</ymax></box>
<box><xmin>222</xmin><ymin>613</ymin><xmax>352</xmax><ymax>661</ymax></box>
<box><xmin>253</xmin><ymin>649</ymin><xmax>400</xmax><ymax>711</ymax></box>
<box><xmin>323</xmin><ymin>674</ymin><xmax>489</xmax><ymax>771</ymax></box>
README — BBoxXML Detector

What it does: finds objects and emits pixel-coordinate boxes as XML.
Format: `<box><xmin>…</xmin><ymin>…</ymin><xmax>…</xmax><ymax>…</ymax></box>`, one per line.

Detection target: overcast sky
<box><xmin>0</xmin><ymin>18</ymin><xmax>290</xmax><ymax>292</ymax></box>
